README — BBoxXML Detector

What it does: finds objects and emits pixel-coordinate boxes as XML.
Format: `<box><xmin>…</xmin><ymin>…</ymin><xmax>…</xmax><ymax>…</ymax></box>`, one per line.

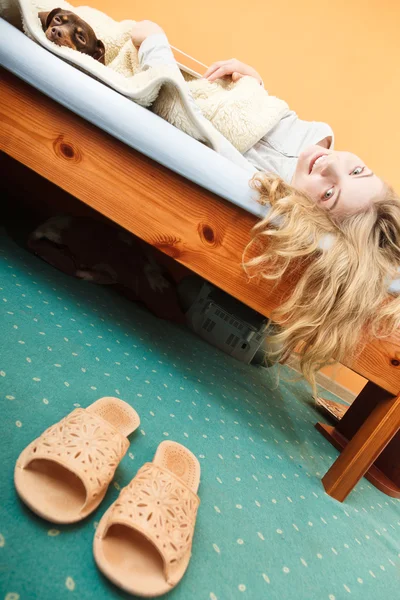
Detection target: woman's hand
<box><xmin>204</xmin><ymin>59</ymin><xmax>263</xmax><ymax>85</ymax></box>
<box><xmin>131</xmin><ymin>20</ymin><xmax>165</xmax><ymax>48</ymax></box>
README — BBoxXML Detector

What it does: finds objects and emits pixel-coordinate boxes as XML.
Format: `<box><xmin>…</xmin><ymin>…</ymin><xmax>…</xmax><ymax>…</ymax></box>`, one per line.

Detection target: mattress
<box><xmin>0</xmin><ymin>18</ymin><xmax>265</xmax><ymax>219</ymax></box>
<box><xmin>1</xmin><ymin>18</ymin><xmax>399</xmax><ymax>294</ymax></box>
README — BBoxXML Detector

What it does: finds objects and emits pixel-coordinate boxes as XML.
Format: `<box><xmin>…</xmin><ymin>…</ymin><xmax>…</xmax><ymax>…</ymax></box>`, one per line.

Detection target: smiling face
<box><xmin>291</xmin><ymin>145</ymin><xmax>385</xmax><ymax>218</ymax></box>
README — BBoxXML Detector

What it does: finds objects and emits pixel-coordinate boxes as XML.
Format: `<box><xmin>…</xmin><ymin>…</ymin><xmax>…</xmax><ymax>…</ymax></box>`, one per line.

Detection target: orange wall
<box><xmin>85</xmin><ymin>0</ymin><xmax>400</xmax><ymax>192</ymax></box>
<box><xmin>320</xmin><ymin>365</ymin><xmax>366</xmax><ymax>395</ymax></box>
<box><xmin>77</xmin><ymin>0</ymin><xmax>399</xmax><ymax>394</ymax></box>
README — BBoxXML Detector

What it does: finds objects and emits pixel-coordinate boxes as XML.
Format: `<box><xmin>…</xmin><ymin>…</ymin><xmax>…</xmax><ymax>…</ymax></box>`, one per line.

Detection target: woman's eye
<box><xmin>351</xmin><ymin>166</ymin><xmax>364</xmax><ymax>175</ymax></box>
<box><xmin>323</xmin><ymin>188</ymin><xmax>335</xmax><ymax>200</ymax></box>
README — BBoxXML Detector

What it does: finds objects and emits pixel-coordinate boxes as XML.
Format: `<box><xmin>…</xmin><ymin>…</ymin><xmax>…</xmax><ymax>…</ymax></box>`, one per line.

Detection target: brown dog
<box><xmin>39</xmin><ymin>8</ymin><xmax>105</xmax><ymax>64</ymax></box>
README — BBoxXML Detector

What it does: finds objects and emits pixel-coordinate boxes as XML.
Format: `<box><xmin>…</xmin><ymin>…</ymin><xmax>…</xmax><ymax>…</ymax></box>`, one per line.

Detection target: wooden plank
<box><xmin>317</xmin><ymin>381</ymin><xmax>400</xmax><ymax>495</ymax></box>
<box><xmin>316</xmin><ymin>423</ymin><xmax>400</xmax><ymax>498</ymax></box>
<box><xmin>321</xmin><ymin>393</ymin><xmax>400</xmax><ymax>501</ymax></box>
<box><xmin>1</xmin><ymin>67</ymin><xmax>400</xmax><ymax>394</ymax></box>
<box><xmin>0</xmin><ymin>68</ymin><xmax>292</xmax><ymax>314</ymax></box>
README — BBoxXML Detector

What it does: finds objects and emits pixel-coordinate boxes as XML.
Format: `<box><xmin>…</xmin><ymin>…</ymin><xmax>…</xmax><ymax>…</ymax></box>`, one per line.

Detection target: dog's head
<box><xmin>38</xmin><ymin>8</ymin><xmax>105</xmax><ymax>64</ymax></box>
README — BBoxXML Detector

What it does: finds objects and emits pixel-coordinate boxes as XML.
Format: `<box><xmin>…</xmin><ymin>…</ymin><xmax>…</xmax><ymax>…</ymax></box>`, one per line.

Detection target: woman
<box><xmin>132</xmin><ymin>21</ymin><xmax>400</xmax><ymax>387</ymax></box>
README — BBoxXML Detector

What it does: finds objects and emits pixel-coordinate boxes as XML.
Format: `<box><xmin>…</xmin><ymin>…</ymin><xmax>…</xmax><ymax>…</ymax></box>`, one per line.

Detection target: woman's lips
<box><xmin>309</xmin><ymin>152</ymin><xmax>328</xmax><ymax>174</ymax></box>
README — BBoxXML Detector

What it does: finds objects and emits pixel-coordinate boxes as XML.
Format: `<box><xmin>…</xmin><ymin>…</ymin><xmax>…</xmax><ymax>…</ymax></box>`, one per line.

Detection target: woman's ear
<box><xmin>38</xmin><ymin>8</ymin><xmax>63</xmax><ymax>30</ymax></box>
<box><xmin>93</xmin><ymin>39</ymin><xmax>106</xmax><ymax>64</ymax></box>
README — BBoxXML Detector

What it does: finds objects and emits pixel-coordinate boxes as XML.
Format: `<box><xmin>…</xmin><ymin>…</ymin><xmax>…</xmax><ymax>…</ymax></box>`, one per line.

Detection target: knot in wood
<box><xmin>53</xmin><ymin>135</ymin><xmax>81</xmax><ymax>163</ymax></box>
<box><xmin>155</xmin><ymin>236</ymin><xmax>182</xmax><ymax>259</ymax></box>
<box><xmin>199</xmin><ymin>223</ymin><xmax>220</xmax><ymax>247</ymax></box>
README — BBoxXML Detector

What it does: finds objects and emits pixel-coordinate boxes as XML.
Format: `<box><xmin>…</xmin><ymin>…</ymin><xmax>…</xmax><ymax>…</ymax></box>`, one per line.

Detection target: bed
<box><xmin>1</xmin><ymin>17</ymin><xmax>400</xmax><ymax>502</ymax></box>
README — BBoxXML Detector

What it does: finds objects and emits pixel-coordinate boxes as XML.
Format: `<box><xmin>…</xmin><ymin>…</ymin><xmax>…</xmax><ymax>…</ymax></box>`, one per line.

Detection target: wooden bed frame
<box><xmin>1</xmin><ymin>67</ymin><xmax>400</xmax><ymax>502</ymax></box>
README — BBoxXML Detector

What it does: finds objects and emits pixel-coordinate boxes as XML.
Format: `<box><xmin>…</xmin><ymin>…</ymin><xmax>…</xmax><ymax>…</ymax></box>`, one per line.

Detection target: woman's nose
<box><xmin>320</xmin><ymin>160</ymin><xmax>337</xmax><ymax>177</ymax></box>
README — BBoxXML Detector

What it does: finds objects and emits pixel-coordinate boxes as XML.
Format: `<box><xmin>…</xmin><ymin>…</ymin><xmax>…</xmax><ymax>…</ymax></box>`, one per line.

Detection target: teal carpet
<box><xmin>1</xmin><ymin>231</ymin><xmax>399</xmax><ymax>600</ymax></box>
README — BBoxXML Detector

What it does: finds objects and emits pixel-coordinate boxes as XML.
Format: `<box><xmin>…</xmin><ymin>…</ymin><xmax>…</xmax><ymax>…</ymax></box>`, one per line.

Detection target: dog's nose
<box><xmin>51</xmin><ymin>27</ymin><xmax>62</xmax><ymax>38</ymax></box>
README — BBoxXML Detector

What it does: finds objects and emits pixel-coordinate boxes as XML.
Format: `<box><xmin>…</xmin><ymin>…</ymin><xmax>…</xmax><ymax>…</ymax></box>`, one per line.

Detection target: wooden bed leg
<box><xmin>321</xmin><ymin>392</ymin><xmax>400</xmax><ymax>502</ymax></box>
<box><xmin>316</xmin><ymin>382</ymin><xmax>400</xmax><ymax>497</ymax></box>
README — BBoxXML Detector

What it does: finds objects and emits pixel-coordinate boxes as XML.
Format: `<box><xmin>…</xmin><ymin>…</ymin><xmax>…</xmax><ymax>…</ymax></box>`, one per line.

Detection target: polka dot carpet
<box><xmin>1</xmin><ymin>231</ymin><xmax>399</xmax><ymax>600</ymax></box>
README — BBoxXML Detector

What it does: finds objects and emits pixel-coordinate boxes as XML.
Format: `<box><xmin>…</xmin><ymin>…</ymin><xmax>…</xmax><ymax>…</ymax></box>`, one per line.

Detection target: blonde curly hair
<box><xmin>244</xmin><ymin>173</ymin><xmax>400</xmax><ymax>389</ymax></box>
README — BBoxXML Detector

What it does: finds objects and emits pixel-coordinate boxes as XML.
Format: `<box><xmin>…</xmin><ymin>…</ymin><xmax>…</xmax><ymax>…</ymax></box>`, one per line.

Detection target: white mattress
<box><xmin>0</xmin><ymin>19</ymin><xmax>265</xmax><ymax>219</ymax></box>
<box><xmin>1</xmin><ymin>19</ymin><xmax>399</xmax><ymax>294</ymax></box>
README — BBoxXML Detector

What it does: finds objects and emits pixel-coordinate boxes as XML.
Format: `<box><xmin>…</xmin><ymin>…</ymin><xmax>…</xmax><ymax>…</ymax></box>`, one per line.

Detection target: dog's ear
<box><xmin>38</xmin><ymin>8</ymin><xmax>63</xmax><ymax>30</ymax></box>
<box><xmin>92</xmin><ymin>39</ymin><xmax>106</xmax><ymax>64</ymax></box>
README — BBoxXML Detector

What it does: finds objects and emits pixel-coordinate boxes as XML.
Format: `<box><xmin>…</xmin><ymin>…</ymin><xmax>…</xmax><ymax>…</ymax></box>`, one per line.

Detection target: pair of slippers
<box><xmin>14</xmin><ymin>397</ymin><xmax>201</xmax><ymax>598</ymax></box>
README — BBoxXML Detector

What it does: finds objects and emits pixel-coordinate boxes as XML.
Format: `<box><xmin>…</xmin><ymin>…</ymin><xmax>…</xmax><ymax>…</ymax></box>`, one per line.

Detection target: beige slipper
<box><xmin>14</xmin><ymin>397</ymin><xmax>140</xmax><ymax>524</ymax></box>
<box><xmin>94</xmin><ymin>441</ymin><xmax>201</xmax><ymax>598</ymax></box>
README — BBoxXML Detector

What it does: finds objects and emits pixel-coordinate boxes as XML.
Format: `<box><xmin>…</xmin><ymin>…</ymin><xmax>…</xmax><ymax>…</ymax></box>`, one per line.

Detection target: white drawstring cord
<box><xmin>170</xmin><ymin>44</ymin><xmax>209</xmax><ymax>76</ymax></box>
